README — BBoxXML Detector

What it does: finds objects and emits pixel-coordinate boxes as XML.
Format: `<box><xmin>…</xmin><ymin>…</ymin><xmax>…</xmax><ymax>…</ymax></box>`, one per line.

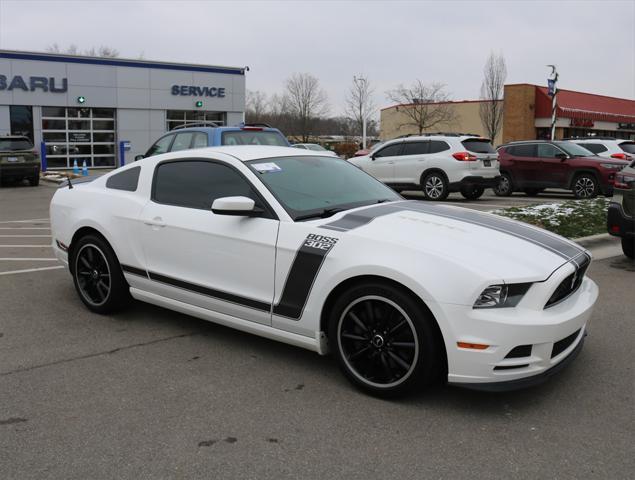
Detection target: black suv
<box><xmin>607</xmin><ymin>159</ymin><xmax>635</xmax><ymax>258</ymax></box>
<box><xmin>0</xmin><ymin>135</ymin><xmax>40</xmax><ymax>186</ymax></box>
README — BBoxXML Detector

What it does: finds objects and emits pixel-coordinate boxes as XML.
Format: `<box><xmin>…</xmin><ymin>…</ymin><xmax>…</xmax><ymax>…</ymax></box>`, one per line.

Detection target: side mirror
<box><xmin>134</xmin><ymin>154</ymin><xmax>144</xmax><ymax>161</ymax></box>
<box><xmin>555</xmin><ymin>153</ymin><xmax>568</xmax><ymax>160</ymax></box>
<box><xmin>370</xmin><ymin>154</ymin><xmax>376</xmax><ymax>161</ymax></box>
<box><xmin>211</xmin><ymin>196</ymin><xmax>263</xmax><ymax>217</ymax></box>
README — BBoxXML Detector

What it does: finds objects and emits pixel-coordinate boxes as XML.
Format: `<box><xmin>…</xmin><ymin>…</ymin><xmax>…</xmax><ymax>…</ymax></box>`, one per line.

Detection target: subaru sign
<box><xmin>0</xmin><ymin>74</ymin><xmax>68</xmax><ymax>93</ymax></box>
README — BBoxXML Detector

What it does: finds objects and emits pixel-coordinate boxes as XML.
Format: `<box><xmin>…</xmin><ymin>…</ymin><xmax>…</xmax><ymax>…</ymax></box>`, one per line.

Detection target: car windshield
<box><xmin>555</xmin><ymin>142</ymin><xmax>594</xmax><ymax>157</ymax></box>
<box><xmin>221</xmin><ymin>130</ymin><xmax>288</xmax><ymax>146</ymax></box>
<box><xmin>369</xmin><ymin>141</ymin><xmax>385</xmax><ymax>152</ymax></box>
<box><xmin>247</xmin><ymin>156</ymin><xmax>401</xmax><ymax>220</ymax></box>
<box><xmin>0</xmin><ymin>138</ymin><xmax>33</xmax><ymax>151</ymax></box>
<box><xmin>306</xmin><ymin>144</ymin><xmax>326</xmax><ymax>151</ymax></box>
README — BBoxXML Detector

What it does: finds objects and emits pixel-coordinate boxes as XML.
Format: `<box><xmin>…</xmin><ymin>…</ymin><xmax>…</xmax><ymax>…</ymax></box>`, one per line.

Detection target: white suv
<box><xmin>349</xmin><ymin>134</ymin><xmax>500</xmax><ymax>200</ymax></box>
<box><xmin>570</xmin><ymin>137</ymin><xmax>635</xmax><ymax>161</ymax></box>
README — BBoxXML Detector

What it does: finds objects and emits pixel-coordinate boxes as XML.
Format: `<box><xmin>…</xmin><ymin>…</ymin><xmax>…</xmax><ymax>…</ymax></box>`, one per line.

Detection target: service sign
<box><xmin>171</xmin><ymin>85</ymin><xmax>226</xmax><ymax>98</ymax></box>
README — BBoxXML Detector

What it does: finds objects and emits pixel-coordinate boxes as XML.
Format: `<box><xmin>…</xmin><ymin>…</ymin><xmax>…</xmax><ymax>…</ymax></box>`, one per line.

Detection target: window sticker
<box><xmin>253</xmin><ymin>162</ymin><xmax>282</xmax><ymax>173</ymax></box>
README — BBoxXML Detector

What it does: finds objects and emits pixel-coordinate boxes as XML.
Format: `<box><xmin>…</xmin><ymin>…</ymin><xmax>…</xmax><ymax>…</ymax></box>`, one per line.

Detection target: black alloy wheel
<box><xmin>71</xmin><ymin>234</ymin><xmax>131</xmax><ymax>313</ymax></box>
<box><xmin>328</xmin><ymin>282</ymin><xmax>443</xmax><ymax>397</ymax></box>
<box><xmin>460</xmin><ymin>185</ymin><xmax>485</xmax><ymax>200</ymax></box>
<box><xmin>493</xmin><ymin>173</ymin><xmax>513</xmax><ymax>196</ymax></box>
<box><xmin>422</xmin><ymin>173</ymin><xmax>449</xmax><ymax>201</ymax></box>
<box><xmin>572</xmin><ymin>174</ymin><xmax>598</xmax><ymax>199</ymax></box>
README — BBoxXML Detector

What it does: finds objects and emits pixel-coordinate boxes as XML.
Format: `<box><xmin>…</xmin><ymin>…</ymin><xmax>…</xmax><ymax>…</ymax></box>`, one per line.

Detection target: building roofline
<box><xmin>506</xmin><ymin>83</ymin><xmax>634</xmax><ymax>102</ymax></box>
<box><xmin>0</xmin><ymin>49</ymin><xmax>246</xmax><ymax>76</ymax></box>
<box><xmin>380</xmin><ymin>98</ymin><xmax>500</xmax><ymax>111</ymax></box>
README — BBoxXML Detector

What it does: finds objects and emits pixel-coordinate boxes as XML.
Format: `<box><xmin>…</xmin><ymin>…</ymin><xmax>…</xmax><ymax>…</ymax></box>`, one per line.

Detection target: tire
<box><xmin>523</xmin><ymin>188</ymin><xmax>542</xmax><ymax>197</ymax></box>
<box><xmin>421</xmin><ymin>172</ymin><xmax>449</xmax><ymax>201</ymax></box>
<box><xmin>493</xmin><ymin>173</ymin><xmax>513</xmax><ymax>197</ymax></box>
<box><xmin>460</xmin><ymin>185</ymin><xmax>484</xmax><ymax>200</ymax></box>
<box><xmin>70</xmin><ymin>234</ymin><xmax>131</xmax><ymax>314</ymax></box>
<box><xmin>29</xmin><ymin>175</ymin><xmax>40</xmax><ymax>187</ymax></box>
<box><xmin>572</xmin><ymin>173</ymin><xmax>598</xmax><ymax>199</ymax></box>
<box><xmin>622</xmin><ymin>236</ymin><xmax>634</xmax><ymax>259</ymax></box>
<box><xmin>327</xmin><ymin>281</ymin><xmax>443</xmax><ymax>398</ymax></box>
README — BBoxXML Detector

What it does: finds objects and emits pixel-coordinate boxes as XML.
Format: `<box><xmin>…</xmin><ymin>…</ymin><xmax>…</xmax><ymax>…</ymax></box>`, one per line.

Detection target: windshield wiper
<box><xmin>295</xmin><ymin>207</ymin><xmax>350</xmax><ymax>221</ymax></box>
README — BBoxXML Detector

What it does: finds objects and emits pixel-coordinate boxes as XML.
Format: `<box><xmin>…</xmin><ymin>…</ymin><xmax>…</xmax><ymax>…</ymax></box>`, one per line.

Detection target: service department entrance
<box><xmin>42</xmin><ymin>107</ymin><xmax>117</xmax><ymax>169</ymax></box>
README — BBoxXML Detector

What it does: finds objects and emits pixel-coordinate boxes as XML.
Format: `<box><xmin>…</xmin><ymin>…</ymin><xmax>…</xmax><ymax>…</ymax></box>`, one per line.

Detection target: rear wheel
<box><xmin>460</xmin><ymin>185</ymin><xmax>484</xmax><ymax>200</ymax></box>
<box><xmin>572</xmin><ymin>173</ymin><xmax>598</xmax><ymax>199</ymax></box>
<box><xmin>493</xmin><ymin>173</ymin><xmax>513</xmax><ymax>196</ymax></box>
<box><xmin>622</xmin><ymin>236</ymin><xmax>634</xmax><ymax>259</ymax></box>
<box><xmin>71</xmin><ymin>234</ymin><xmax>131</xmax><ymax>314</ymax></box>
<box><xmin>328</xmin><ymin>281</ymin><xmax>443</xmax><ymax>397</ymax></box>
<box><xmin>29</xmin><ymin>174</ymin><xmax>39</xmax><ymax>187</ymax></box>
<box><xmin>421</xmin><ymin>172</ymin><xmax>449</xmax><ymax>201</ymax></box>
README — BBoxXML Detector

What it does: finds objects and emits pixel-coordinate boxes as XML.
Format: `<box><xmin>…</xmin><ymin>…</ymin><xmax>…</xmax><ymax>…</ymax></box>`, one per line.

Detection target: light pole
<box><xmin>547</xmin><ymin>65</ymin><xmax>559</xmax><ymax>140</ymax></box>
<box><xmin>354</xmin><ymin>75</ymin><xmax>367</xmax><ymax>149</ymax></box>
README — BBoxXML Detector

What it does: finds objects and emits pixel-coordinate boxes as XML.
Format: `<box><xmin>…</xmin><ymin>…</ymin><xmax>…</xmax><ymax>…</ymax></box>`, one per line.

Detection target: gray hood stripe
<box><xmin>320</xmin><ymin>200</ymin><xmax>584</xmax><ymax>261</ymax></box>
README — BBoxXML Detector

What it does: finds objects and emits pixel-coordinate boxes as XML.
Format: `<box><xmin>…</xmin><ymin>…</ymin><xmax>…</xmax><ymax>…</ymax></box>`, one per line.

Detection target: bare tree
<box><xmin>245</xmin><ymin>90</ymin><xmax>269</xmax><ymax>122</ymax></box>
<box><xmin>479</xmin><ymin>52</ymin><xmax>507</xmax><ymax>141</ymax></box>
<box><xmin>345</xmin><ymin>75</ymin><xmax>375</xmax><ymax>137</ymax></box>
<box><xmin>386</xmin><ymin>81</ymin><xmax>457</xmax><ymax>135</ymax></box>
<box><xmin>284</xmin><ymin>73</ymin><xmax>329</xmax><ymax>142</ymax></box>
<box><xmin>46</xmin><ymin>44</ymin><xmax>119</xmax><ymax>57</ymax></box>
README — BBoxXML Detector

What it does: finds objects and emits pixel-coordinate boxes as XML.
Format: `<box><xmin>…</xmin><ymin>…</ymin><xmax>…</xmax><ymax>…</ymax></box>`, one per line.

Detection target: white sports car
<box><xmin>50</xmin><ymin>146</ymin><xmax>598</xmax><ymax>397</ymax></box>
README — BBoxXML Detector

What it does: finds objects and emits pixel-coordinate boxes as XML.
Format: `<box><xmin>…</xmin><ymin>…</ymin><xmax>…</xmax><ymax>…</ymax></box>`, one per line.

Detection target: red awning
<box><xmin>535</xmin><ymin>86</ymin><xmax>635</xmax><ymax>123</ymax></box>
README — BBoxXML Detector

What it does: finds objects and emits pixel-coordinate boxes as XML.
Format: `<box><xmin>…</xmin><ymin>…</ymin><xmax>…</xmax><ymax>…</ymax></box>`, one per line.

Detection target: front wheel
<box><xmin>572</xmin><ymin>174</ymin><xmax>598</xmax><ymax>199</ymax></box>
<box><xmin>622</xmin><ymin>236</ymin><xmax>634</xmax><ymax>259</ymax></box>
<box><xmin>29</xmin><ymin>174</ymin><xmax>40</xmax><ymax>187</ymax></box>
<box><xmin>493</xmin><ymin>173</ymin><xmax>513</xmax><ymax>196</ymax></box>
<box><xmin>328</xmin><ymin>281</ymin><xmax>443</xmax><ymax>397</ymax></box>
<box><xmin>71</xmin><ymin>234</ymin><xmax>131</xmax><ymax>314</ymax></box>
<box><xmin>460</xmin><ymin>185</ymin><xmax>484</xmax><ymax>200</ymax></box>
<box><xmin>421</xmin><ymin>172</ymin><xmax>449</xmax><ymax>201</ymax></box>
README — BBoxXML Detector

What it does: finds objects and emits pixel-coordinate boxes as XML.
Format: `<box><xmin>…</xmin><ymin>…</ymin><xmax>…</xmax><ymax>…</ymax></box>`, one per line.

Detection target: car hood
<box><xmin>312</xmin><ymin>200</ymin><xmax>587</xmax><ymax>281</ymax></box>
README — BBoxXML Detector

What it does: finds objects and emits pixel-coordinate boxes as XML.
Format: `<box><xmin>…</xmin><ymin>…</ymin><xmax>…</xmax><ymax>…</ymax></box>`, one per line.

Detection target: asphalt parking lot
<box><xmin>1</xmin><ymin>182</ymin><xmax>633</xmax><ymax>479</ymax></box>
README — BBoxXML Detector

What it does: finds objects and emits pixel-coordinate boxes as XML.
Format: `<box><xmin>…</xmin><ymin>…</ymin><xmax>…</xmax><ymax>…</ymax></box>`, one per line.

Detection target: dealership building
<box><xmin>380</xmin><ymin>84</ymin><xmax>635</xmax><ymax>145</ymax></box>
<box><xmin>0</xmin><ymin>49</ymin><xmax>246</xmax><ymax>169</ymax></box>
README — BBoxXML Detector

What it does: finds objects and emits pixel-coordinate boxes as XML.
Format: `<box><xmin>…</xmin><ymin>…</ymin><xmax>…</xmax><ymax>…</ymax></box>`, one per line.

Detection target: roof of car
<box><xmin>384</xmin><ymin>134</ymin><xmax>488</xmax><ymax>143</ymax></box>
<box><xmin>156</xmin><ymin>145</ymin><xmax>334</xmax><ymax>162</ymax></box>
<box><xmin>169</xmin><ymin>125</ymin><xmax>282</xmax><ymax>133</ymax></box>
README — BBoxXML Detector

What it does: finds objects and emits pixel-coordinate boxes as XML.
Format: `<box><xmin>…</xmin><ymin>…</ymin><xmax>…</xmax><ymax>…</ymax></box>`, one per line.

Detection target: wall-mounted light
<box><xmin>195</xmin><ymin>100</ymin><xmax>203</xmax><ymax>108</ymax></box>
<box><xmin>77</xmin><ymin>96</ymin><xmax>86</xmax><ymax>104</ymax></box>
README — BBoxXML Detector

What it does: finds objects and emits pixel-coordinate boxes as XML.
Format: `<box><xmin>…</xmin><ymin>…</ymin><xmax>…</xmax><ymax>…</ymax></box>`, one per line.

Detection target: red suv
<box><xmin>494</xmin><ymin>140</ymin><xmax>629</xmax><ymax>199</ymax></box>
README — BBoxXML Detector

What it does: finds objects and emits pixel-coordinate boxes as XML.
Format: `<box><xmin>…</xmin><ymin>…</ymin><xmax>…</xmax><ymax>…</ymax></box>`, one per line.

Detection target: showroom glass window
<box><xmin>41</xmin><ymin>107</ymin><xmax>116</xmax><ymax>169</ymax></box>
<box><xmin>9</xmin><ymin>106</ymin><xmax>34</xmax><ymax>142</ymax></box>
<box><xmin>153</xmin><ymin>161</ymin><xmax>264</xmax><ymax>211</ymax></box>
<box><xmin>166</xmin><ymin>110</ymin><xmax>225</xmax><ymax>130</ymax></box>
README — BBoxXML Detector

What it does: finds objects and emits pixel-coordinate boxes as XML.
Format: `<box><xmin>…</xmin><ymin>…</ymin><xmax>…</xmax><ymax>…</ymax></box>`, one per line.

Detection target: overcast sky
<box><xmin>0</xmin><ymin>0</ymin><xmax>633</xmax><ymax>117</ymax></box>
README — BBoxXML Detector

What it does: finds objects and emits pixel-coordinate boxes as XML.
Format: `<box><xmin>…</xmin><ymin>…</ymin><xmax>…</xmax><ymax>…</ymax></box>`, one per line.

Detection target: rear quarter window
<box><xmin>106</xmin><ymin>167</ymin><xmax>141</xmax><ymax>192</ymax></box>
<box><xmin>221</xmin><ymin>130</ymin><xmax>288</xmax><ymax>146</ymax></box>
<box><xmin>461</xmin><ymin>139</ymin><xmax>495</xmax><ymax>154</ymax></box>
<box><xmin>579</xmin><ymin>143</ymin><xmax>607</xmax><ymax>154</ymax></box>
<box><xmin>619</xmin><ymin>142</ymin><xmax>635</xmax><ymax>154</ymax></box>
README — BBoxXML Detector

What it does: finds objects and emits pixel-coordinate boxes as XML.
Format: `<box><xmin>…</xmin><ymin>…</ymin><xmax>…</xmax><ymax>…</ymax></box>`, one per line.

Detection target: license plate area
<box><xmin>6</xmin><ymin>156</ymin><xmax>24</xmax><ymax>163</ymax></box>
<box><xmin>483</xmin><ymin>159</ymin><xmax>491</xmax><ymax>167</ymax></box>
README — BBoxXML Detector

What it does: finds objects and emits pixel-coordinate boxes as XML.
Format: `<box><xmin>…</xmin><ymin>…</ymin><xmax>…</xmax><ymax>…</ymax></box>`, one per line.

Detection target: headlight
<box><xmin>601</xmin><ymin>163</ymin><xmax>624</xmax><ymax>170</ymax></box>
<box><xmin>473</xmin><ymin>283</ymin><xmax>532</xmax><ymax>309</ymax></box>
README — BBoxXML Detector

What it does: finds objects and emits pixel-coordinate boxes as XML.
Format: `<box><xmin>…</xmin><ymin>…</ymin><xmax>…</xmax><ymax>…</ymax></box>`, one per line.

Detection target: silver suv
<box><xmin>570</xmin><ymin>137</ymin><xmax>635</xmax><ymax>162</ymax></box>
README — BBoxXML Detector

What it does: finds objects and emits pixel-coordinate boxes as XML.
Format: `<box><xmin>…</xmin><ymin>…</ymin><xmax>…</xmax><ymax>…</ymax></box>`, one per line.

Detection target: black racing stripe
<box><xmin>121</xmin><ymin>264</ymin><xmax>148</xmax><ymax>277</ymax></box>
<box><xmin>399</xmin><ymin>202</ymin><xmax>584</xmax><ymax>260</ymax></box>
<box><xmin>272</xmin><ymin>233</ymin><xmax>338</xmax><ymax>319</ymax></box>
<box><xmin>319</xmin><ymin>203</ymin><xmax>403</xmax><ymax>231</ymax></box>
<box><xmin>147</xmin><ymin>271</ymin><xmax>271</xmax><ymax>312</ymax></box>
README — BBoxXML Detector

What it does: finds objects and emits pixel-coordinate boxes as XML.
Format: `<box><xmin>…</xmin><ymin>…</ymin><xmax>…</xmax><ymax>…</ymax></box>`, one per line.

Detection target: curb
<box><xmin>571</xmin><ymin>233</ymin><xmax>617</xmax><ymax>248</ymax></box>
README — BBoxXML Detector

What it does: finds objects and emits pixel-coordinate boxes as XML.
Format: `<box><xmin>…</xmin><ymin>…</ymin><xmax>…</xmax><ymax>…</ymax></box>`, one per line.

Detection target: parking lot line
<box><xmin>0</xmin><ymin>265</ymin><xmax>64</xmax><ymax>276</ymax></box>
<box><xmin>0</xmin><ymin>227</ymin><xmax>51</xmax><ymax>230</ymax></box>
<box><xmin>0</xmin><ymin>218</ymin><xmax>50</xmax><ymax>224</ymax></box>
<box><xmin>0</xmin><ymin>258</ymin><xmax>59</xmax><ymax>261</ymax></box>
<box><xmin>0</xmin><ymin>234</ymin><xmax>52</xmax><ymax>237</ymax></box>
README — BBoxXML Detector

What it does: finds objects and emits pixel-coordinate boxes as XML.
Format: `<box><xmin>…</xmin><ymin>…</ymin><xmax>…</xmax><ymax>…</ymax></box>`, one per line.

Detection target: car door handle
<box><xmin>143</xmin><ymin>217</ymin><xmax>166</xmax><ymax>227</ymax></box>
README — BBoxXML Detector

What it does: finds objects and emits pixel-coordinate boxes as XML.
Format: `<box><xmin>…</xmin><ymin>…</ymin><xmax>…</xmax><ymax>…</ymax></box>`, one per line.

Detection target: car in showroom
<box><xmin>50</xmin><ymin>146</ymin><xmax>597</xmax><ymax>397</ymax></box>
<box><xmin>607</xmin><ymin>159</ymin><xmax>635</xmax><ymax>258</ymax></box>
<box><xmin>349</xmin><ymin>134</ymin><xmax>500</xmax><ymax>200</ymax></box>
<box><xmin>494</xmin><ymin>140</ymin><xmax>629</xmax><ymax>199</ymax></box>
<box><xmin>135</xmin><ymin>122</ymin><xmax>289</xmax><ymax>160</ymax></box>
<box><xmin>292</xmin><ymin>143</ymin><xmax>338</xmax><ymax>156</ymax></box>
<box><xmin>568</xmin><ymin>137</ymin><xmax>635</xmax><ymax>162</ymax></box>
<box><xmin>0</xmin><ymin>135</ymin><xmax>40</xmax><ymax>186</ymax></box>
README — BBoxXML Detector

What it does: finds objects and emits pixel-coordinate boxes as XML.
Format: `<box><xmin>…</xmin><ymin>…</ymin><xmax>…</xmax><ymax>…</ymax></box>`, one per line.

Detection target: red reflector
<box><xmin>610</xmin><ymin>225</ymin><xmax>621</xmax><ymax>233</ymax></box>
<box><xmin>457</xmin><ymin>342</ymin><xmax>489</xmax><ymax>350</ymax></box>
<box><xmin>452</xmin><ymin>151</ymin><xmax>477</xmax><ymax>161</ymax></box>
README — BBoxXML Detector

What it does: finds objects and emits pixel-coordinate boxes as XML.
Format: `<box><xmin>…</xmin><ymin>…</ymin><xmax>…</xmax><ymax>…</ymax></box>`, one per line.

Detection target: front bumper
<box><xmin>449</xmin><ymin>175</ymin><xmax>501</xmax><ymax>191</ymax></box>
<box><xmin>439</xmin><ymin>273</ymin><xmax>598</xmax><ymax>390</ymax></box>
<box><xmin>0</xmin><ymin>163</ymin><xmax>40</xmax><ymax>179</ymax></box>
<box><xmin>607</xmin><ymin>202</ymin><xmax>634</xmax><ymax>239</ymax></box>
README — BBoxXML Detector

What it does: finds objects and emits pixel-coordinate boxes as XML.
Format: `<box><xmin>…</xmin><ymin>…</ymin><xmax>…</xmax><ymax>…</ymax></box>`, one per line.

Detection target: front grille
<box><xmin>545</xmin><ymin>254</ymin><xmax>590</xmax><ymax>308</ymax></box>
<box><xmin>505</xmin><ymin>345</ymin><xmax>532</xmax><ymax>358</ymax></box>
<box><xmin>551</xmin><ymin>329</ymin><xmax>581</xmax><ymax>358</ymax></box>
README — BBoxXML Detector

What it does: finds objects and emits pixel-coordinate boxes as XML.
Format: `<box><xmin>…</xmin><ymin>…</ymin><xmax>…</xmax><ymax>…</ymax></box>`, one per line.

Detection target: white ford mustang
<box><xmin>50</xmin><ymin>146</ymin><xmax>598</xmax><ymax>396</ymax></box>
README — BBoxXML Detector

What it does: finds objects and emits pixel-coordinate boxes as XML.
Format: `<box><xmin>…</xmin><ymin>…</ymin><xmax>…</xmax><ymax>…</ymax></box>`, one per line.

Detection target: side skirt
<box><xmin>129</xmin><ymin>287</ymin><xmax>326</xmax><ymax>355</ymax></box>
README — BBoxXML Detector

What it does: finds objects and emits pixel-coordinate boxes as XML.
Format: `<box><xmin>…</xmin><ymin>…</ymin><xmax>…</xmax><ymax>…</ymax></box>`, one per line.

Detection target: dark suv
<box><xmin>136</xmin><ymin>123</ymin><xmax>289</xmax><ymax>159</ymax></box>
<box><xmin>494</xmin><ymin>140</ymin><xmax>628</xmax><ymax>199</ymax></box>
<box><xmin>607</xmin><ymin>160</ymin><xmax>635</xmax><ymax>258</ymax></box>
<box><xmin>0</xmin><ymin>135</ymin><xmax>40</xmax><ymax>186</ymax></box>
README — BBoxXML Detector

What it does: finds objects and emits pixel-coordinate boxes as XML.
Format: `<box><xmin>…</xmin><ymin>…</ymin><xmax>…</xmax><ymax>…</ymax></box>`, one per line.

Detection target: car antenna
<box><xmin>67</xmin><ymin>174</ymin><xmax>73</xmax><ymax>189</ymax></box>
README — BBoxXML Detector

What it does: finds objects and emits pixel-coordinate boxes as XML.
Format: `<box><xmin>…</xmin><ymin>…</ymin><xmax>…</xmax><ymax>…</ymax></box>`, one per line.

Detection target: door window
<box><xmin>153</xmin><ymin>160</ymin><xmax>265</xmax><ymax>212</ymax></box>
<box><xmin>374</xmin><ymin>143</ymin><xmax>403</xmax><ymax>158</ymax></box>
<box><xmin>192</xmin><ymin>132</ymin><xmax>208</xmax><ymax>149</ymax></box>
<box><xmin>146</xmin><ymin>135</ymin><xmax>174</xmax><ymax>157</ymax></box>
<box><xmin>537</xmin><ymin>144</ymin><xmax>563</xmax><ymax>158</ymax></box>
<box><xmin>170</xmin><ymin>132</ymin><xmax>194</xmax><ymax>152</ymax></box>
<box><xmin>402</xmin><ymin>142</ymin><xmax>429</xmax><ymax>156</ymax></box>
